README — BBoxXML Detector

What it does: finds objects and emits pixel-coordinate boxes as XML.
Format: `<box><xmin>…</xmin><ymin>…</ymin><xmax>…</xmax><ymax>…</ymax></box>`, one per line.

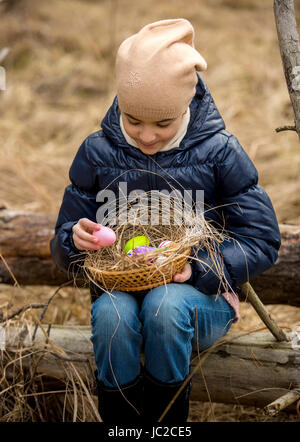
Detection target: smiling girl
<box><xmin>50</xmin><ymin>19</ymin><xmax>281</xmax><ymax>423</ymax></box>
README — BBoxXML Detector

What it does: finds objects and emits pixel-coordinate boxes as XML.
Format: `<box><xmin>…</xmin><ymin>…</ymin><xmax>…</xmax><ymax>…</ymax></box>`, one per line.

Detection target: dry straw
<box><xmin>0</xmin><ymin>282</ymin><xmax>101</xmax><ymax>422</ymax></box>
<box><xmin>79</xmin><ymin>182</ymin><xmax>233</xmax><ymax>295</ymax></box>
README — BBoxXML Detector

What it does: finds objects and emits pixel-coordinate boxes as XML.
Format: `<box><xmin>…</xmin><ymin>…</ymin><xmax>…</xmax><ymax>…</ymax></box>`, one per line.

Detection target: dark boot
<box><xmin>143</xmin><ymin>370</ymin><xmax>191</xmax><ymax>423</ymax></box>
<box><xmin>95</xmin><ymin>372</ymin><xmax>143</xmax><ymax>423</ymax></box>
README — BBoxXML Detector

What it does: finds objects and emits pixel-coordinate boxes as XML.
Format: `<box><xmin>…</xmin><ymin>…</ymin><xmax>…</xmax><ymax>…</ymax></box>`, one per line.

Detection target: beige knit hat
<box><xmin>115</xmin><ymin>19</ymin><xmax>207</xmax><ymax>120</ymax></box>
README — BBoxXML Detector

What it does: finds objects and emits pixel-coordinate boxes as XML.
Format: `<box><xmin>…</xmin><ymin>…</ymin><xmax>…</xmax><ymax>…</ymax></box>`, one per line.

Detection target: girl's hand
<box><xmin>72</xmin><ymin>218</ymin><xmax>102</xmax><ymax>251</ymax></box>
<box><xmin>172</xmin><ymin>263</ymin><xmax>192</xmax><ymax>283</ymax></box>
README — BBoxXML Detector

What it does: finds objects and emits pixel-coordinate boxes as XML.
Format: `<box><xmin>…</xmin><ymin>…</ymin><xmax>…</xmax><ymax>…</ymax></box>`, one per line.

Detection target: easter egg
<box><xmin>128</xmin><ymin>246</ymin><xmax>156</xmax><ymax>263</ymax></box>
<box><xmin>125</xmin><ymin>236</ymin><xmax>150</xmax><ymax>254</ymax></box>
<box><xmin>156</xmin><ymin>256</ymin><xmax>168</xmax><ymax>266</ymax></box>
<box><xmin>93</xmin><ymin>226</ymin><xmax>116</xmax><ymax>247</ymax></box>
<box><xmin>131</xmin><ymin>246</ymin><xmax>156</xmax><ymax>255</ymax></box>
<box><xmin>158</xmin><ymin>240</ymin><xmax>173</xmax><ymax>251</ymax></box>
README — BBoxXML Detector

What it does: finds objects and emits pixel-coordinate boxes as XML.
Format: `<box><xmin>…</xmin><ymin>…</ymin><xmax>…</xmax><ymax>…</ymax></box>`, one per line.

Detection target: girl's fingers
<box><xmin>79</xmin><ymin>218</ymin><xmax>101</xmax><ymax>234</ymax></box>
<box><xmin>172</xmin><ymin>263</ymin><xmax>192</xmax><ymax>282</ymax></box>
<box><xmin>173</xmin><ymin>273</ymin><xmax>182</xmax><ymax>282</ymax></box>
<box><xmin>73</xmin><ymin>219</ymin><xmax>102</xmax><ymax>244</ymax></box>
<box><xmin>173</xmin><ymin>272</ymin><xmax>185</xmax><ymax>282</ymax></box>
<box><xmin>73</xmin><ymin>232</ymin><xmax>101</xmax><ymax>251</ymax></box>
<box><xmin>73</xmin><ymin>224</ymin><xmax>99</xmax><ymax>244</ymax></box>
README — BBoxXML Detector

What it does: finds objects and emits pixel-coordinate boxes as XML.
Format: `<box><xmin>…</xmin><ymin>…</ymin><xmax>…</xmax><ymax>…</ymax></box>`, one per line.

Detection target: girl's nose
<box><xmin>139</xmin><ymin>127</ymin><xmax>157</xmax><ymax>144</ymax></box>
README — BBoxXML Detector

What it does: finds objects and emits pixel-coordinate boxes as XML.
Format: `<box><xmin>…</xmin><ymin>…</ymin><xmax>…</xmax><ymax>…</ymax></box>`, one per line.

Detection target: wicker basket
<box><xmin>85</xmin><ymin>247</ymin><xmax>191</xmax><ymax>292</ymax></box>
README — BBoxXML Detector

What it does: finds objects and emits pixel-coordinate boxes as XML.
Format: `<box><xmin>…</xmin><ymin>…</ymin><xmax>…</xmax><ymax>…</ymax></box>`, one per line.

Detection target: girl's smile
<box><xmin>121</xmin><ymin>111</ymin><xmax>185</xmax><ymax>154</ymax></box>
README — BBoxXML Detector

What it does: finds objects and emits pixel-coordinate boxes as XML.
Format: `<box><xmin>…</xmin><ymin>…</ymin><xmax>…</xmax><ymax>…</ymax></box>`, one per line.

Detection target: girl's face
<box><xmin>121</xmin><ymin>111</ymin><xmax>186</xmax><ymax>155</ymax></box>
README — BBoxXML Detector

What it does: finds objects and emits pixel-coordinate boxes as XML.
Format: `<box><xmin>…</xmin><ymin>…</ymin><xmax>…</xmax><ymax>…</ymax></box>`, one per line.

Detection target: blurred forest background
<box><xmin>0</xmin><ymin>0</ymin><xmax>299</xmax><ymax>422</ymax></box>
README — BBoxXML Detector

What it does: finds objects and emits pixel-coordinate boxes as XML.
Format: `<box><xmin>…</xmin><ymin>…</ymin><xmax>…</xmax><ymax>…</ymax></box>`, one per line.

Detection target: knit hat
<box><xmin>115</xmin><ymin>19</ymin><xmax>207</xmax><ymax>120</ymax></box>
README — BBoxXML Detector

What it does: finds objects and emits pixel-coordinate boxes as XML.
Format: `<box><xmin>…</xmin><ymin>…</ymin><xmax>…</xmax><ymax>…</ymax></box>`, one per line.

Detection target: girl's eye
<box><xmin>128</xmin><ymin>120</ymin><xmax>140</xmax><ymax>126</ymax></box>
<box><xmin>157</xmin><ymin>123</ymin><xmax>170</xmax><ymax>128</ymax></box>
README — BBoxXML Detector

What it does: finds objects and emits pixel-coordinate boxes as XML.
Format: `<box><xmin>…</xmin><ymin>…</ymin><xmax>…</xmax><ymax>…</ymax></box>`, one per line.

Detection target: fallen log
<box><xmin>0</xmin><ymin>208</ymin><xmax>299</xmax><ymax>305</ymax></box>
<box><xmin>0</xmin><ymin>208</ymin><xmax>82</xmax><ymax>286</ymax></box>
<box><xmin>249</xmin><ymin>224</ymin><xmax>300</xmax><ymax>306</ymax></box>
<box><xmin>3</xmin><ymin>324</ymin><xmax>300</xmax><ymax>412</ymax></box>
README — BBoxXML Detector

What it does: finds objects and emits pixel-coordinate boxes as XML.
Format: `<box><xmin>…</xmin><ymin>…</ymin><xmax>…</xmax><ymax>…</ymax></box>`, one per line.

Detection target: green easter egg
<box><xmin>125</xmin><ymin>236</ymin><xmax>150</xmax><ymax>254</ymax></box>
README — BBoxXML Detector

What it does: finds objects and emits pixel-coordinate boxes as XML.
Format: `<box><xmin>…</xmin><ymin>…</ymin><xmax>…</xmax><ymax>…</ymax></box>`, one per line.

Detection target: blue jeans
<box><xmin>90</xmin><ymin>283</ymin><xmax>235</xmax><ymax>388</ymax></box>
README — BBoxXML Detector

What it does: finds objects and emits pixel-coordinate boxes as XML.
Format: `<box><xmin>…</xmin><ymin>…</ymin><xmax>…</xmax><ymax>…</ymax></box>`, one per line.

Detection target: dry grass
<box><xmin>0</xmin><ymin>0</ymin><xmax>299</xmax><ymax>422</ymax></box>
<box><xmin>0</xmin><ymin>0</ymin><xmax>300</xmax><ymax>221</ymax></box>
<box><xmin>0</xmin><ymin>283</ymin><xmax>299</xmax><ymax>422</ymax></box>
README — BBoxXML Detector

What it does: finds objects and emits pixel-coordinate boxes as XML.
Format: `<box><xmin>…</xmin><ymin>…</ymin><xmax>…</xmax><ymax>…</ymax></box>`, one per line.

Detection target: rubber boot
<box><xmin>143</xmin><ymin>370</ymin><xmax>191</xmax><ymax>423</ymax></box>
<box><xmin>95</xmin><ymin>371</ymin><xmax>143</xmax><ymax>423</ymax></box>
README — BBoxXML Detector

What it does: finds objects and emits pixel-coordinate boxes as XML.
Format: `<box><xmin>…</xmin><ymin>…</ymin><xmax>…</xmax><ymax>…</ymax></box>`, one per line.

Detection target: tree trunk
<box><xmin>0</xmin><ymin>208</ymin><xmax>299</xmax><ymax>305</ymax></box>
<box><xmin>274</xmin><ymin>0</ymin><xmax>300</xmax><ymax>138</ymax></box>
<box><xmin>5</xmin><ymin>324</ymin><xmax>300</xmax><ymax>411</ymax></box>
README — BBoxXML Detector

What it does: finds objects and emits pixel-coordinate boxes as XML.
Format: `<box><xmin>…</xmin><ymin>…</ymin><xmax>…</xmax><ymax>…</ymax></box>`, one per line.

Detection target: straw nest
<box><xmin>82</xmin><ymin>191</ymin><xmax>229</xmax><ymax>293</ymax></box>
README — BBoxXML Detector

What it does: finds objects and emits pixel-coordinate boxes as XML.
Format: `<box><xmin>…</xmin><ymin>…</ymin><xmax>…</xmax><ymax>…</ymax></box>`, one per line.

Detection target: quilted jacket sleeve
<box><xmin>188</xmin><ymin>135</ymin><xmax>281</xmax><ymax>295</ymax></box>
<box><xmin>49</xmin><ymin>137</ymin><xmax>99</xmax><ymax>276</ymax></box>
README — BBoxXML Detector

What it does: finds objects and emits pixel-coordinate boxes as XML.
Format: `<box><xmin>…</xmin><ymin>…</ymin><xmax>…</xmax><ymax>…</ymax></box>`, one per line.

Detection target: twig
<box><xmin>21</xmin><ymin>389</ymin><xmax>69</xmax><ymax>398</ymax></box>
<box><xmin>45</xmin><ymin>350</ymin><xmax>90</xmax><ymax>363</ymax></box>
<box><xmin>264</xmin><ymin>388</ymin><xmax>300</xmax><ymax>416</ymax></box>
<box><xmin>275</xmin><ymin>125</ymin><xmax>296</xmax><ymax>132</ymax></box>
<box><xmin>240</xmin><ymin>282</ymin><xmax>289</xmax><ymax>342</ymax></box>
<box><xmin>68</xmin><ymin>362</ymin><xmax>102</xmax><ymax>422</ymax></box>
<box><xmin>21</xmin><ymin>282</ymin><xmax>73</xmax><ymax>398</ymax></box>
<box><xmin>30</xmin><ymin>364</ymin><xmax>45</xmax><ymax>422</ymax></box>
<box><xmin>32</xmin><ymin>280</ymin><xmax>73</xmax><ymax>341</ymax></box>
<box><xmin>40</xmin><ymin>280</ymin><xmax>73</xmax><ymax>324</ymax></box>
<box><xmin>0</xmin><ymin>251</ymin><xmax>20</xmax><ymax>287</ymax></box>
<box><xmin>0</xmin><ymin>304</ymin><xmax>46</xmax><ymax>323</ymax></box>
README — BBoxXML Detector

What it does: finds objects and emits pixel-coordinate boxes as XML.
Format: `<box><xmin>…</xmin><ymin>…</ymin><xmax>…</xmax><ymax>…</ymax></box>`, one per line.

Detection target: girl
<box><xmin>50</xmin><ymin>19</ymin><xmax>281</xmax><ymax>423</ymax></box>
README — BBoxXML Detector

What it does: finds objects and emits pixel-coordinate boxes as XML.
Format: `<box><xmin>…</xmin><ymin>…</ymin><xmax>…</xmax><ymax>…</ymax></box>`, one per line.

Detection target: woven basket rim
<box><xmin>85</xmin><ymin>247</ymin><xmax>191</xmax><ymax>277</ymax></box>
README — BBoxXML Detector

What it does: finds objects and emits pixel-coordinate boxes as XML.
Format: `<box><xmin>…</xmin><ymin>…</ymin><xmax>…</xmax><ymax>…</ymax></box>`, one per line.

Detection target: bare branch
<box><xmin>274</xmin><ymin>0</ymin><xmax>300</xmax><ymax>140</ymax></box>
<box><xmin>264</xmin><ymin>389</ymin><xmax>300</xmax><ymax>415</ymax></box>
<box><xmin>240</xmin><ymin>282</ymin><xmax>290</xmax><ymax>342</ymax></box>
<box><xmin>275</xmin><ymin>124</ymin><xmax>296</xmax><ymax>132</ymax></box>
<box><xmin>0</xmin><ymin>304</ymin><xmax>46</xmax><ymax>323</ymax></box>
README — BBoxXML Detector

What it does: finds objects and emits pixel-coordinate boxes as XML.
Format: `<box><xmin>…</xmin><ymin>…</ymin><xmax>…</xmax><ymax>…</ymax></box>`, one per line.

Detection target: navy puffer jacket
<box><xmin>50</xmin><ymin>75</ymin><xmax>281</xmax><ymax>297</ymax></box>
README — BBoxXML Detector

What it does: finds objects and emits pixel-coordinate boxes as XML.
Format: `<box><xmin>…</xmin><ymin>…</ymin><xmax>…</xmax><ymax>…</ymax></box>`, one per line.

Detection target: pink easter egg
<box><xmin>93</xmin><ymin>226</ymin><xmax>116</xmax><ymax>247</ymax></box>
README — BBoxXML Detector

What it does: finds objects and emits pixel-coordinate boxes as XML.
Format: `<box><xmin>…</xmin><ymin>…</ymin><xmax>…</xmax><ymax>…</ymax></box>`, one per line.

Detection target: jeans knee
<box><xmin>91</xmin><ymin>292</ymin><xmax>141</xmax><ymax>342</ymax></box>
<box><xmin>191</xmin><ymin>295</ymin><xmax>235</xmax><ymax>350</ymax></box>
<box><xmin>91</xmin><ymin>292</ymin><xmax>142</xmax><ymax>388</ymax></box>
<box><xmin>141</xmin><ymin>284</ymin><xmax>192</xmax><ymax>339</ymax></box>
